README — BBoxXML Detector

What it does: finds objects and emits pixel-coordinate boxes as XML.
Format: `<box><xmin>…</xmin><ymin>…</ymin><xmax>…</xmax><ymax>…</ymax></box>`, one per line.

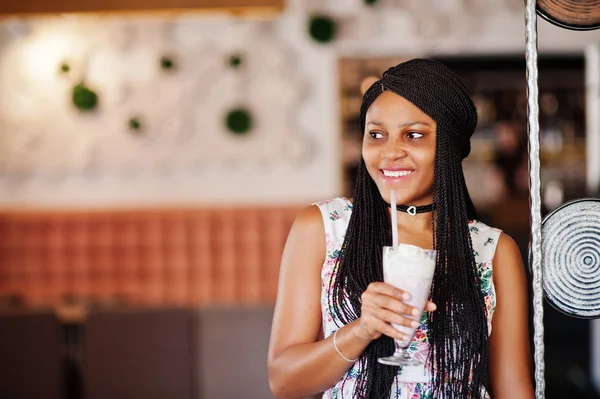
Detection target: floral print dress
<box><xmin>315</xmin><ymin>197</ymin><xmax>501</xmax><ymax>399</ymax></box>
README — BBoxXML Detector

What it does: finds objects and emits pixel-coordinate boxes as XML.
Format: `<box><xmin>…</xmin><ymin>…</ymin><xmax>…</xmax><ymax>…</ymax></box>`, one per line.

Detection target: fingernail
<box><xmin>403</xmin><ymin>292</ymin><xmax>411</xmax><ymax>300</ymax></box>
<box><xmin>431</xmin><ymin>303</ymin><xmax>437</xmax><ymax>310</ymax></box>
<box><xmin>412</xmin><ymin>308</ymin><xmax>420</xmax><ymax>316</ymax></box>
<box><xmin>411</xmin><ymin>320</ymin><xmax>419</xmax><ymax>328</ymax></box>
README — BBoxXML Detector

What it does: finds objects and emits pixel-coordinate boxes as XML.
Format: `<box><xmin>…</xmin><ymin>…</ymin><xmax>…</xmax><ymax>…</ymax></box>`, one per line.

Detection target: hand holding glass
<box><xmin>378</xmin><ymin>244</ymin><xmax>436</xmax><ymax>367</ymax></box>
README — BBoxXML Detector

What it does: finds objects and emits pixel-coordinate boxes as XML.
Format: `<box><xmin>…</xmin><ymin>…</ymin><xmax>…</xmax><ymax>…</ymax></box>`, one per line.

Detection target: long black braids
<box><xmin>329</xmin><ymin>59</ymin><xmax>489</xmax><ymax>398</ymax></box>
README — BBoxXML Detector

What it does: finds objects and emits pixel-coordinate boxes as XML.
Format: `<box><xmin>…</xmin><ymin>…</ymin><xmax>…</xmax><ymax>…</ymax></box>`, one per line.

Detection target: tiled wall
<box><xmin>0</xmin><ymin>206</ymin><xmax>299</xmax><ymax>308</ymax></box>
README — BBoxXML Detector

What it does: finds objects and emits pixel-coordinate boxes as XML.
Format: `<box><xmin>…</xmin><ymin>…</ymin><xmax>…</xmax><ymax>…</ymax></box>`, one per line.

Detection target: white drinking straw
<box><xmin>390</xmin><ymin>189</ymin><xmax>399</xmax><ymax>248</ymax></box>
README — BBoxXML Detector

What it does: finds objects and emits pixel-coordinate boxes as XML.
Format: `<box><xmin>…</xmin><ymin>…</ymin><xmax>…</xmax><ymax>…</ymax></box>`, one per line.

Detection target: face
<box><xmin>362</xmin><ymin>91</ymin><xmax>437</xmax><ymax>206</ymax></box>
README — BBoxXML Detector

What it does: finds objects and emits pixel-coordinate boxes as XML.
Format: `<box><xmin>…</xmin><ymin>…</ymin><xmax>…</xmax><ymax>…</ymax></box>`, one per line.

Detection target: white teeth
<box><xmin>382</xmin><ymin>170</ymin><xmax>412</xmax><ymax>177</ymax></box>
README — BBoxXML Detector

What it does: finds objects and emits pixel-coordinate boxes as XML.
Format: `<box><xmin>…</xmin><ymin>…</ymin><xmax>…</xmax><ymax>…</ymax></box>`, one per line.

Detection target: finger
<box><xmin>367</xmin><ymin>282</ymin><xmax>410</xmax><ymax>301</ymax></box>
<box><xmin>372</xmin><ymin>319</ymin><xmax>408</xmax><ymax>342</ymax></box>
<box><xmin>382</xmin><ymin>325</ymin><xmax>407</xmax><ymax>342</ymax></box>
<box><xmin>374</xmin><ymin>295</ymin><xmax>420</xmax><ymax>318</ymax></box>
<box><xmin>425</xmin><ymin>300</ymin><xmax>437</xmax><ymax>312</ymax></box>
<box><xmin>377</xmin><ymin>308</ymin><xmax>420</xmax><ymax>329</ymax></box>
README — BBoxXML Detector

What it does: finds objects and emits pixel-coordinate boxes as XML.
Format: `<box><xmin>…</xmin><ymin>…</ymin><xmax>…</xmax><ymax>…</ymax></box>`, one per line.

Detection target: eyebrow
<box><xmin>366</xmin><ymin>121</ymin><xmax>432</xmax><ymax>128</ymax></box>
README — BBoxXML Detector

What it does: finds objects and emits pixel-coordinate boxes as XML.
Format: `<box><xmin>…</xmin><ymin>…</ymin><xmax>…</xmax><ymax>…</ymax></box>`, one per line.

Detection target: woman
<box><xmin>267</xmin><ymin>59</ymin><xmax>534</xmax><ymax>399</ymax></box>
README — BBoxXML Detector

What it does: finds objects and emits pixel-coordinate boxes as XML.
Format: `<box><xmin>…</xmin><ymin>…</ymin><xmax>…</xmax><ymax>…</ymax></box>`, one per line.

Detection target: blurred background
<box><xmin>0</xmin><ymin>0</ymin><xmax>598</xmax><ymax>398</ymax></box>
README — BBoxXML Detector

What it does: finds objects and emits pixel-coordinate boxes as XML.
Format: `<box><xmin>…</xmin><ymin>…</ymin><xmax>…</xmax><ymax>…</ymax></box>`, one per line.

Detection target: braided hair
<box><xmin>329</xmin><ymin>59</ymin><xmax>488</xmax><ymax>398</ymax></box>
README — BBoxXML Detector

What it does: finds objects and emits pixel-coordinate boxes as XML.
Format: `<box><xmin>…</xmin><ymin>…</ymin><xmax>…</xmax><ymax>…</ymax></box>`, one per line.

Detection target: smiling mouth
<box><xmin>381</xmin><ymin>169</ymin><xmax>414</xmax><ymax>178</ymax></box>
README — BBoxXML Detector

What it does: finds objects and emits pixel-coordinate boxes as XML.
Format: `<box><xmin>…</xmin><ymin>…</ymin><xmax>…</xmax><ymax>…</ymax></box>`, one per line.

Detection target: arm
<box><xmin>489</xmin><ymin>233</ymin><xmax>535</xmax><ymax>399</ymax></box>
<box><xmin>267</xmin><ymin>205</ymin><xmax>371</xmax><ymax>399</ymax></box>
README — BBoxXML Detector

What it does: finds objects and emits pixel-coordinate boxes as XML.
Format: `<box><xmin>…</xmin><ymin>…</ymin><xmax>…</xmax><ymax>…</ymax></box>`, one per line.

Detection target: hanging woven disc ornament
<box><xmin>537</xmin><ymin>0</ymin><xmax>600</xmax><ymax>30</ymax></box>
<box><xmin>536</xmin><ymin>198</ymin><xmax>600</xmax><ymax>318</ymax></box>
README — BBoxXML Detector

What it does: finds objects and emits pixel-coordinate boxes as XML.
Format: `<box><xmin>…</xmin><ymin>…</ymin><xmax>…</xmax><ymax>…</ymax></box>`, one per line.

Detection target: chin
<box><xmin>377</xmin><ymin>184</ymin><xmax>432</xmax><ymax>207</ymax></box>
<box><xmin>377</xmin><ymin>187</ymin><xmax>412</xmax><ymax>205</ymax></box>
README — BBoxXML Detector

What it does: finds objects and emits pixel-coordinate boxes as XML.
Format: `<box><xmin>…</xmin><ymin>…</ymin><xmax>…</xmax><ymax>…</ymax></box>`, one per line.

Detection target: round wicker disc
<box><xmin>537</xmin><ymin>0</ymin><xmax>600</xmax><ymax>30</ymax></box>
<box><xmin>539</xmin><ymin>199</ymin><xmax>600</xmax><ymax>319</ymax></box>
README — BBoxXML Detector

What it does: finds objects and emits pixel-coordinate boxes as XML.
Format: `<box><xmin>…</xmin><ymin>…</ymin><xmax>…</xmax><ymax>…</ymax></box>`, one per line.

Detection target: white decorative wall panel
<box><xmin>0</xmin><ymin>13</ymin><xmax>334</xmax><ymax>206</ymax></box>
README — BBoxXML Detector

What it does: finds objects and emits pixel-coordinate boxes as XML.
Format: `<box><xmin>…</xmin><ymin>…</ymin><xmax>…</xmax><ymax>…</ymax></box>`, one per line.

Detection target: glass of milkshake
<box><xmin>378</xmin><ymin>243</ymin><xmax>436</xmax><ymax>367</ymax></box>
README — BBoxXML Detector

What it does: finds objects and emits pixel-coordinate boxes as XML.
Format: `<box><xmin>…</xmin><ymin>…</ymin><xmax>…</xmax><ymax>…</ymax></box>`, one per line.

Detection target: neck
<box><xmin>385</xmin><ymin>201</ymin><xmax>435</xmax><ymax>215</ymax></box>
<box><xmin>392</xmin><ymin>203</ymin><xmax>435</xmax><ymax>215</ymax></box>
<box><xmin>394</xmin><ymin>208</ymin><xmax>435</xmax><ymax>232</ymax></box>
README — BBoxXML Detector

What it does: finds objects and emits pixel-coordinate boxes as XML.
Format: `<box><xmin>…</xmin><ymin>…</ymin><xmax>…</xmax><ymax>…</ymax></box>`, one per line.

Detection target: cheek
<box><xmin>361</xmin><ymin>144</ymin><xmax>379</xmax><ymax>166</ymax></box>
<box><xmin>417</xmin><ymin>151</ymin><xmax>436</xmax><ymax>178</ymax></box>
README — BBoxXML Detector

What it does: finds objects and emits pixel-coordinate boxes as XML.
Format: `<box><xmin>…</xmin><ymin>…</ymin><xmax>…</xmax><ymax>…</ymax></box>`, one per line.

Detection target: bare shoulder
<box><xmin>293</xmin><ymin>204</ymin><xmax>325</xmax><ymax>232</ymax></box>
<box><xmin>287</xmin><ymin>204</ymin><xmax>325</xmax><ymax>247</ymax></box>
<box><xmin>494</xmin><ymin>232</ymin><xmax>522</xmax><ymax>263</ymax></box>
<box><xmin>492</xmin><ymin>232</ymin><xmax>526</xmax><ymax>286</ymax></box>
<box><xmin>496</xmin><ymin>232</ymin><xmax>521</xmax><ymax>256</ymax></box>
<box><xmin>280</xmin><ymin>204</ymin><xmax>327</xmax><ymax>273</ymax></box>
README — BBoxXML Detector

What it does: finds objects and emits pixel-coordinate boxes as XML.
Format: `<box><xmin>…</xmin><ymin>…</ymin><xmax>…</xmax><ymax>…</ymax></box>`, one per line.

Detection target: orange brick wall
<box><xmin>0</xmin><ymin>206</ymin><xmax>300</xmax><ymax>308</ymax></box>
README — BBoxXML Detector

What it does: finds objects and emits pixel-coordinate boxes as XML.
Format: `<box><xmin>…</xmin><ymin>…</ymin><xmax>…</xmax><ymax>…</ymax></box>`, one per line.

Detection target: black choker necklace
<box><xmin>386</xmin><ymin>203</ymin><xmax>436</xmax><ymax>216</ymax></box>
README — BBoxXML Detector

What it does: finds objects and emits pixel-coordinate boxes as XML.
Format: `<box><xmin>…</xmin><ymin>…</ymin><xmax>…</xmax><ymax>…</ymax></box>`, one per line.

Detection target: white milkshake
<box><xmin>379</xmin><ymin>243</ymin><xmax>436</xmax><ymax>366</ymax></box>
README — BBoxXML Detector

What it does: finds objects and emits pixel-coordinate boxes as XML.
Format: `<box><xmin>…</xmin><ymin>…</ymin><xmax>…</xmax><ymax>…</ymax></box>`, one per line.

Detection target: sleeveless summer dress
<box><xmin>315</xmin><ymin>197</ymin><xmax>501</xmax><ymax>399</ymax></box>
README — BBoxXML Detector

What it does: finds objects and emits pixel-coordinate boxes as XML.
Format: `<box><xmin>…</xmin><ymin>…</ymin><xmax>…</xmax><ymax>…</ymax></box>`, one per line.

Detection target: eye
<box><xmin>368</xmin><ymin>131</ymin><xmax>385</xmax><ymax>140</ymax></box>
<box><xmin>407</xmin><ymin>131</ymin><xmax>424</xmax><ymax>139</ymax></box>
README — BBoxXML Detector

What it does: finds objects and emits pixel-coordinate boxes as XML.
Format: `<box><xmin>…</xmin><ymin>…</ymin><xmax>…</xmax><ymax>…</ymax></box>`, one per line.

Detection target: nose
<box><xmin>381</xmin><ymin>139</ymin><xmax>408</xmax><ymax>160</ymax></box>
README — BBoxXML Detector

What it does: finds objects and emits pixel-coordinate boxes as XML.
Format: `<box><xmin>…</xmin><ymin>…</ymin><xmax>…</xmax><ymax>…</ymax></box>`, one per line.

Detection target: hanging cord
<box><xmin>524</xmin><ymin>1</ymin><xmax>545</xmax><ymax>398</ymax></box>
